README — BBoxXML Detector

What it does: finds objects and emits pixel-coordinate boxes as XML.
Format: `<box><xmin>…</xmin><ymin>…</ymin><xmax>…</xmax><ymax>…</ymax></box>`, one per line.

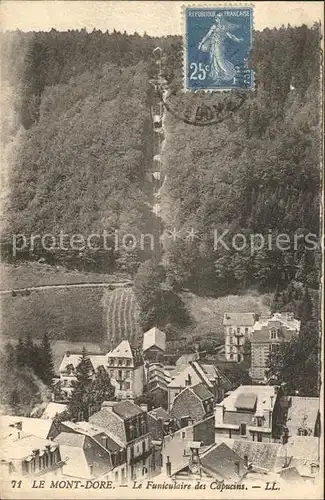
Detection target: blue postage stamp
<box><xmin>185</xmin><ymin>6</ymin><xmax>254</xmax><ymax>91</ymax></box>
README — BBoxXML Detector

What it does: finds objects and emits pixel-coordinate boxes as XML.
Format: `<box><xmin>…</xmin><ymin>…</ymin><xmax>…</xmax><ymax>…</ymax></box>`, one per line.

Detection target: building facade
<box><xmin>223</xmin><ymin>312</ymin><xmax>256</xmax><ymax>362</ymax></box>
<box><xmin>107</xmin><ymin>341</ymin><xmax>144</xmax><ymax>400</ymax></box>
<box><xmin>250</xmin><ymin>313</ymin><xmax>301</xmax><ymax>382</ymax></box>
<box><xmin>215</xmin><ymin>385</ymin><xmax>285</xmax><ymax>443</ymax></box>
<box><xmin>89</xmin><ymin>400</ymin><xmax>153</xmax><ymax>482</ymax></box>
<box><xmin>167</xmin><ymin>361</ymin><xmax>231</xmax><ymax>411</ymax></box>
<box><xmin>59</xmin><ymin>340</ymin><xmax>144</xmax><ymax>400</ymax></box>
<box><xmin>142</xmin><ymin>327</ymin><xmax>166</xmax><ymax>363</ymax></box>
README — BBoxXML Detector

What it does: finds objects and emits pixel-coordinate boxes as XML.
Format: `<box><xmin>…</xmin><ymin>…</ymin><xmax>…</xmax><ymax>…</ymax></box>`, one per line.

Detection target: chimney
<box><xmin>16</xmin><ymin>421</ymin><xmax>22</xmax><ymax>439</ymax></box>
<box><xmin>32</xmin><ymin>449</ymin><xmax>40</xmax><ymax>456</ymax></box>
<box><xmin>235</xmin><ymin>461</ymin><xmax>240</xmax><ymax>475</ymax></box>
<box><xmin>244</xmin><ymin>455</ymin><xmax>248</xmax><ymax>468</ymax></box>
<box><xmin>140</xmin><ymin>404</ymin><xmax>148</xmax><ymax>413</ymax></box>
<box><xmin>166</xmin><ymin>456</ymin><xmax>171</xmax><ymax>477</ymax></box>
<box><xmin>215</xmin><ymin>404</ymin><xmax>224</xmax><ymax>425</ymax></box>
<box><xmin>101</xmin><ymin>436</ymin><xmax>108</xmax><ymax>449</ymax></box>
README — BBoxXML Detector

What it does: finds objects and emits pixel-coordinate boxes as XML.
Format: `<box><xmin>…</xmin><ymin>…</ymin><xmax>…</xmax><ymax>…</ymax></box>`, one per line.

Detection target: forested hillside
<box><xmin>1</xmin><ymin>30</ymin><xmax>176</xmax><ymax>271</ymax></box>
<box><xmin>1</xmin><ymin>26</ymin><xmax>321</xmax><ymax>296</ymax></box>
<box><xmin>162</xmin><ymin>25</ymin><xmax>321</xmax><ymax>296</ymax></box>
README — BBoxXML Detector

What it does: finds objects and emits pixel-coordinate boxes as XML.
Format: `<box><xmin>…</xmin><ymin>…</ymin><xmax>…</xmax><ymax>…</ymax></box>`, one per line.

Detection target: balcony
<box><xmin>129</xmin><ymin>448</ymin><xmax>153</xmax><ymax>465</ymax></box>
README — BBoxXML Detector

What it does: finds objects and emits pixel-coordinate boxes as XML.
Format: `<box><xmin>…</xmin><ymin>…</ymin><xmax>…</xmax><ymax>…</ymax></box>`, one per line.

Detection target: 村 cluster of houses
<box><xmin>0</xmin><ymin>322</ymin><xmax>320</xmax><ymax>486</ymax></box>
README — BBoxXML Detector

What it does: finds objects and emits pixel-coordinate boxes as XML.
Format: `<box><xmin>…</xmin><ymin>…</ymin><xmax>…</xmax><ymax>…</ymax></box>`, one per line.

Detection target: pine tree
<box><xmin>295</xmin><ymin>287</ymin><xmax>313</xmax><ymax>322</ymax></box>
<box><xmin>24</xmin><ymin>334</ymin><xmax>41</xmax><ymax>377</ymax></box>
<box><xmin>67</xmin><ymin>347</ymin><xmax>93</xmax><ymax>421</ymax></box>
<box><xmin>40</xmin><ymin>332</ymin><xmax>55</xmax><ymax>387</ymax></box>
<box><xmin>88</xmin><ymin>367</ymin><xmax>115</xmax><ymax>414</ymax></box>
<box><xmin>16</xmin><ymin>338</ymin><xmax>26</xmax><ymax>367</ymax></box>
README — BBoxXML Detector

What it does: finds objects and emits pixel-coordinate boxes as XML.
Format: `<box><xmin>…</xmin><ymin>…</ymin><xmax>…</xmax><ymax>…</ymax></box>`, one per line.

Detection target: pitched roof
<box><xmin>286</xmin><ymin>397</ymin><xmax>320</xmax><ymax>436</ymax></box>
<box><xmin>148</xmin><ymin>407</ymin><xmax>170</xmax><ymax>421</ymax></box>
<box><xmin>59</xmin><ymin>444</ymin><xmax>91</xmax><ymax>479</ymax></box>
<box><xmin>191</xmin><ymin>383</ymin><xmax>214</xmax><ymax>401</ymax></box>
<box><xmin>1</xmin><ymin>435</ymin><xmax>58</xmax><ymax>461</ymax></box>
<box><xmin>112</xmin><ymin>400</ymin><xmax>144</xmax><ymax>419</ymax></box>
<box><xmin>278</xmin><ymin>436</ymin><xmax>319</xmax><ymax>461</ymax></box>
<box><xmin>59</xmin><ymin>353</ymin><xmax>107</xmax><ymax>372</ymax></box>
<box><xmin>222</xmin><ymin>385</ymin><xmax>277</xmax><ymax>415</ymax></box>
<box><xmin>200</xmin><ymin>442</ymin><xmax>244</xmax><ymax>481</ymax></box>
<box><xmin>169</xmin><ymin>361</ymin><xmax>231</xmax><ymax>391</ymax></box>
<box><xmin>231</xmin><ymin>439</ymin><xmax>281</xmax><ymax>471</ymax></box>
<box><xmin>55</xmin><ymin>432</ymin><xmax>86</xmax><ymax>448</ymax></box>
<box><xmin>61</xmin><ymin>421</ymin><xmax>124</xmax><ymax>450</ymax></box>
<box><xmin>253</xmin><ymin>313</ymin><xmax>301</xmax><ymax>333</ymax></box>
<box><xmin>223</xmin><ymin>313</ymin><xmax>256</xmax><ymax>326</ymax></box>
<box><xmin>42</xmin><ymin>402</ymin><xmax>68</xmax><ymax>420</ymax></box>
<box><xmin>89</xmin><ymin>409</ymin><xmax>126</xmax><ymax>443</ymax></box>
<box><xmin>0</xmin><ymin>416</ymin><xmax>53</xmax><ymax>440</ymax></box>
<box><xmin>143</xmin><ymin>327</ymin><xmax>166</xmax><ymax>352</ymax></box>
<box><xmin>235</xmin><ymin>392</ymin><xmax>257</xmax><ymax>411</ymax></box>
<box><xmin>107</xmin><ymin>340</ymin><xmax>133</xmax><ymax>359</ymax></box>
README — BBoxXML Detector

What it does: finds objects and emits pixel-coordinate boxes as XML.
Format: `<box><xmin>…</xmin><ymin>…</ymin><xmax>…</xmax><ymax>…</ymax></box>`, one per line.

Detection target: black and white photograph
<box><xmin>0</xmin><ymin>1</ymin><xmax>323</xmax><ymax>498</ymax></box>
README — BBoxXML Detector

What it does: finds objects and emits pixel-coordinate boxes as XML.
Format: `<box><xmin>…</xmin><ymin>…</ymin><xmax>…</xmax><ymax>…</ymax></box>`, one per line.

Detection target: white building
<box><xmin>107</xmin><ymin>340</ymin><xmax>144</xmax><ymax>400</ymax></box>
<box><xmin>59</xmin><ymin>340</ymin><xmax>144</xmax><ymax>400</ymax></box>
<box><xmin>223</xmin><ymin>313</ymin><xmax>256</xmax><ymax>362</ymax></box>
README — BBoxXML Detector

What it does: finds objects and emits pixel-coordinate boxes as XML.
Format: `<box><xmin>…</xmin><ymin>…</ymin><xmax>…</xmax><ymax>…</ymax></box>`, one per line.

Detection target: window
<box><xmin>229</xmin><ymin>354</ymin><xmax>234</xmax><ymax>360</ymax></box>
<box><xmin>270</xmin><ymin>328</ymin><xmax>277</xmax><ymax>340</ymax></box>
<box><xmin>142</xmin><ymin>441</ymin><xmax>146</xmax><ymax>454</ymax></box>
<box><xmin>126</xmin><ymin>370</ymin><xmax>130</xmax><ymax>378</ymax></box>
<box><xmin>240</xmin><ymin>423</ymin><xmax>247</xmax><ymax>435</ymax></box>
<box><xmin>124</xmin><ymin>381</ymin><xmax>130</xmax><ymax>390</ymax></box>
<box><xmin>257</xmin><ymin>417</ymin><xmax>263</xmax><ymax>427</ymax></box>
<box><xmin>110</xmin><ymin>369</ymin><xmax>114</xmax><ymax>377</ymax></box>
<box><xmin>257</xmin><ymin>433</ymin><xmax>262</xmax><ymax>442</ymax></box>
<box><xmin>118</xmin><ymin>359</ymin><xmax>123</xmax><ymax>366</ymax></box>
<box><xmin>118</xmin><ymin>370</ymin><xmax>123</xmax><ymax>379</ymax></box>
<box><xmin>298</xmin><ymin>428</ymin><xmax>308</xmax><ymax>436</ymax></box>
<box><xmin>237</xmin><ymin>327</ymin><xmax>240</xmax><ymax>333</ymax></box>
<box><xmin>115</xmin><ymin>471</ymin><xmax>118</xmax><ymax>481</ymax></box>
<box><xmin>181</xmin><ymin>431</ymin><xmax>186</xmax><ymax>439</ymax></box>
<box><xmin>245</xmin><ymin>327</ymin><xmax>248</xmax><ymax>334</ymax></box>
<box><xmin>130</xmin><ymin>446</ymin><xmax>134</xmax><ymax>460</ymax></box>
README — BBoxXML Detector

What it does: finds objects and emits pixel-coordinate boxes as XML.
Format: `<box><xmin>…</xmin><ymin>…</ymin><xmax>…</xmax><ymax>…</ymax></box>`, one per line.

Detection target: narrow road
<box><xmin>0</xmin><ymin>280</ymin><xmax>132</xmax><ymax>296</ymax></box>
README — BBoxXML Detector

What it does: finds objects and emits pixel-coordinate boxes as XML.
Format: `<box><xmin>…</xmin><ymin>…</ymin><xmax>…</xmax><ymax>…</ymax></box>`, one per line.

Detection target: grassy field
<box><xmin>1</xmin><ymin>263</ymin><xmax>272</xmax><ymax>370</ymax></box>
<box><xmin>180</xmin><ymin>291</ymin><xmax>272</xmax><ymax>342</ymax></box>
<box><xmin>1</xmin><ymin>286</ymin><xmax>105</xmax><ymax>342</ymax></box>
<box><xmin>0</xmin><ymin>262</ymin><xmax>129</xmax><ymax>290</ymax></box>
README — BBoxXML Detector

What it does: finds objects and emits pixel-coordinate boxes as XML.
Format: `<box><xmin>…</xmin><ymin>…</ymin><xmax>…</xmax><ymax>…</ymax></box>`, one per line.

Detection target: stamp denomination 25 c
<box><xmin>185</xmin><ymin>6</ymin><xmax>254</xmax><ymax>91</ymax></box>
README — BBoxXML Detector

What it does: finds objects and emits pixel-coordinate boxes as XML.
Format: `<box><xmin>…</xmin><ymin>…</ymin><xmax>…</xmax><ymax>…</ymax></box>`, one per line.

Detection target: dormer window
<box><xmin>270</xmin><ymin>328</ymin><xmax>277</xmax><ymax>340</ymax></box>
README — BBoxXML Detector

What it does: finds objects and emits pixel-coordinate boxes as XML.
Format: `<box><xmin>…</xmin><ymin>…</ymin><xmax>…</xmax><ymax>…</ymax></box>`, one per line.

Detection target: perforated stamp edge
<box><xmin>181</xmin><ymin>3</ymin><xmax>255</xmax><ymax>93</ymax></box>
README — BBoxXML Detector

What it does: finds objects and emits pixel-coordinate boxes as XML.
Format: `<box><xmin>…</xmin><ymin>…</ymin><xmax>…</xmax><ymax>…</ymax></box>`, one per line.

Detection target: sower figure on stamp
<box><xmin>198</xmin><ymin>15</ymin><xmax>244</xmax><ymax>82</ymax></box>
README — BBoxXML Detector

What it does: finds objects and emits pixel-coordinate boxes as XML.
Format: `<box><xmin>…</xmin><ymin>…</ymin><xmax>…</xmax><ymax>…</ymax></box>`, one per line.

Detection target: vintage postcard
<box><xmin>0</xmin><ymin>1</ymin><xmax>323</xmax><ymax>499</ymax></box>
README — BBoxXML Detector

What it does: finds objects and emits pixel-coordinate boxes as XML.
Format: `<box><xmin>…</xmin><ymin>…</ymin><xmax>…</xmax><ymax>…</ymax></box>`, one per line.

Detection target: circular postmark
<box><xmin>161</xmin><ymin>86</ymin><xmax>249</xmax><ymax>126</ymax></box>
